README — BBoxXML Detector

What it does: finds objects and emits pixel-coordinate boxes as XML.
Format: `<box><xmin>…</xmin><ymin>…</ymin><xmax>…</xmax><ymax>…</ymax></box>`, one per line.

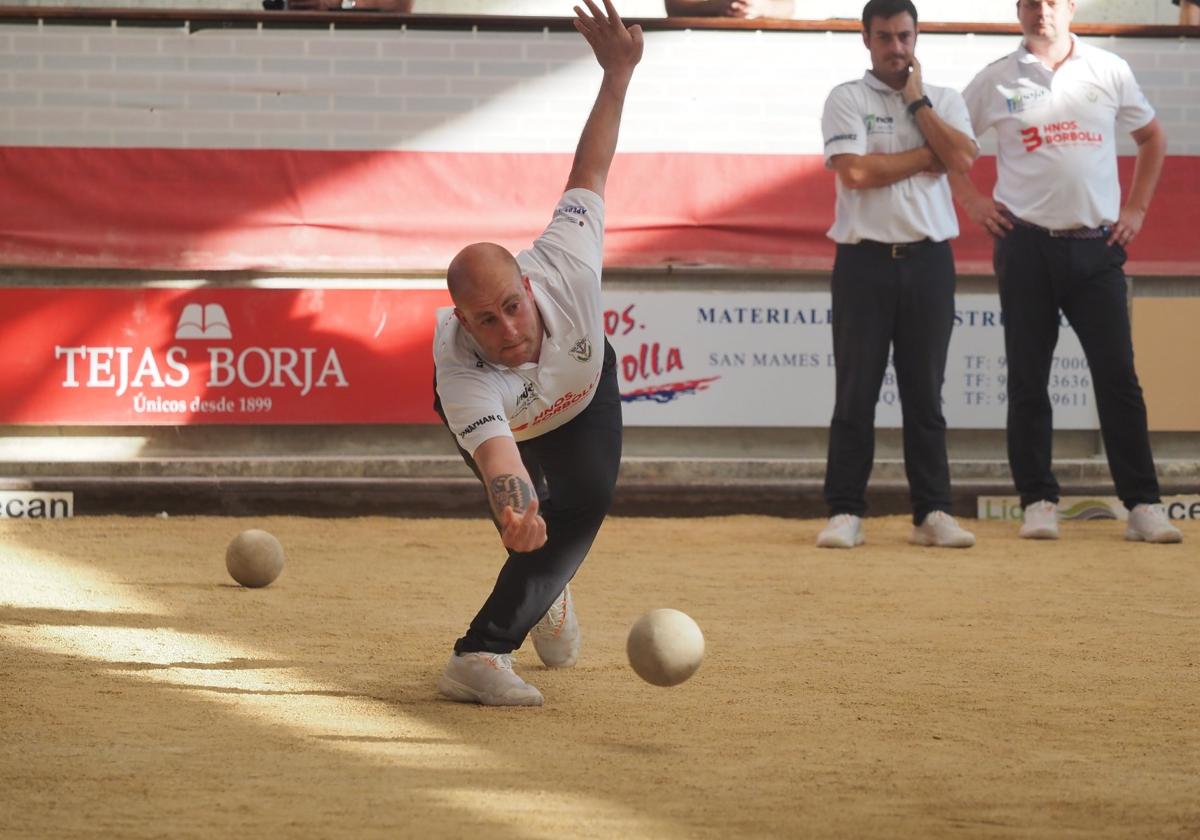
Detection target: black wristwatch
<box><xmin>907</xmin><ymin>95</ymin><xmax>932</xmax><ymax>117</ymax></box>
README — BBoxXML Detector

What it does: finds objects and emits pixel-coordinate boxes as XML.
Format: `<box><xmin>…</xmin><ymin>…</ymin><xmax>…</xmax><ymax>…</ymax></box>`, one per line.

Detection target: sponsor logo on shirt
<box><xmin>863</xmin><ymin>114</ymin><xmax>895</xmax><ymax>135</ymax></box>
<box><xmin>459</xmin><ymin>413</ymin><xmax>501</xmax><ymax>438</ymax></box>
<box><xmin>553</xmin><ymin>209</ymin><xmax>587</xmax><ymax>228</ymax></box>
<box><xmin>1001</xmin><ymin>84</ymin><xmax>1049</xmax><ymax>114</ymax></box>
<box><xmin>1020</xmin><ymin>120</ymin><xmax>1103</xmax><ymax>153</ymax></box>
<box><xmin>515</xmin><ymin>380</ymin><xmax>538</xmax><ymax>414</ymax></box>
<box><xmin>824</xmin><ymin>132</ymin><xmax>858</xmax><ymax>146</ymax></box>
<box><xmin>511</xmin><ymin>376</ymin><xmax>600</xmax><ymax>432</ymax></box>
<box><xmin>569</xmin><ymin>337</ymin><xmax>592</xmax><ymax>363</ymax></box>
<box><xmin>528</xmin><ymin>381</ymin><xmax>596</xmax><ymax>428</ymax></box>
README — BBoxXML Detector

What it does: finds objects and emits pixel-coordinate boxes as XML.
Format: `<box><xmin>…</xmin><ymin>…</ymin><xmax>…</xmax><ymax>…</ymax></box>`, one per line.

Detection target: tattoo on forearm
<box><xmin>490</xmin><ymin>474</ymin><xmax>533</xmax><ymax>515</ymax></box>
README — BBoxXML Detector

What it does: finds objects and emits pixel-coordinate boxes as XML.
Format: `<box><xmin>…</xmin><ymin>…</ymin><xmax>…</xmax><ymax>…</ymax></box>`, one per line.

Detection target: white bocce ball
<box><xmin>225</xmin><ymin>529</ymin><xmax>285</xmax><ymax>588</ymax></box>
<box><xmin>626</xmin><ymin>608</ymin><xmax>705</xmax><ymax>687</ymax></box>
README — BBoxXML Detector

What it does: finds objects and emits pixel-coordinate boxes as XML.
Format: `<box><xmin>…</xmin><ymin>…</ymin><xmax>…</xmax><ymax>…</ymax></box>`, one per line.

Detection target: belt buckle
<box><xmin>891</xmin><ymin>243</ymin><xmax>906</xmax><ymax>259</ymax></box>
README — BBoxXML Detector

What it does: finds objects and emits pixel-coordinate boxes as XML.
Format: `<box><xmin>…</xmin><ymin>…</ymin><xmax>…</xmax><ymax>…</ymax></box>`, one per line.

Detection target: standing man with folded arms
<box><xmin>431</xmin><ymin>0</ymin><xmax>642</xmax><ymax>706</ymax></box>
<box><xmin>816</xmin><ymin>0</ymin><xmax>979</xmax><ymax>550</ymax></box>
<box><xmin>952</xmin><ymin>0</ymin><xmax>1181</xmax><ymax>543</ymax></box>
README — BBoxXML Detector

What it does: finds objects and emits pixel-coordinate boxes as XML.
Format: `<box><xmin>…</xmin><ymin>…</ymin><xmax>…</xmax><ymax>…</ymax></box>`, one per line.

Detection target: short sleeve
<box><xmin>523</xmin><ymin>188</ymin><xmax>606</xmax><ymax>286</ymax></box>
<box><xmin>960</xmin><ymin>71</ymin><xmax>994</xmax><ymax>139</ymax></box>
<box><xmin>1113</xmin><ymin>57</ymin><xmax>1155</xmax><ymax>134</ymax></box>
<box><xmin>435</xmin><ymin>366</ymin><xmax>512</xmax><ymax>456</ymax></box>
<box><xmin>821</xmin><ymin>84</ymin><xmax>867</xmax><ymax>168</ymax></box>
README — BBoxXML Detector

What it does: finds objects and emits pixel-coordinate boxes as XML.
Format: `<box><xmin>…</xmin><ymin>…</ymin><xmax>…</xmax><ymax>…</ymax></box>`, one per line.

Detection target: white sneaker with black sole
<box><xmin>816</xmin><ymin>514</ymin><xmax>864</xmax><ymax>548</ymax></box>
<box><xmin>530</xmin><ymin>585</ymin><xmax>580</xmax><ymax>668</ymax></box>
<box><xmin>910</xmin><ymin>510</ymin><xmax>976</xmax><ymax>548</ymax></box>
<box><xmin>1020</xmin><ymin>500</ymin><xmax>1059</xmax><ymax>540</ymax></box>
<box><xmin>1125</xmin><ymin>503</ymin><xmax>1184</xmax><ymax>544</ymax></box>
<box><xmin>437</xmin><ymin>652</ymin><xmax>544</xmax><ymax>706</ymax></box>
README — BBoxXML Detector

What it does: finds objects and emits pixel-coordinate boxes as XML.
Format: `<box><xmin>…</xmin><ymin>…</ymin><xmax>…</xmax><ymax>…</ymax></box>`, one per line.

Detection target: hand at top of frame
<box><xmin>698</xmin><ymin>0</ymin><xmax>753</xmax><ymax>16</ymax></box>
<box><xmin>664</xmin><ymin>0</ymin><xmax>794</xmax><ymax>17</ymax></box>
<box><xmin>573</xmin><ymin>0</ymin><xmax>644</xmax><ymax>82</ymax></box>
<box><xmin>284</xmin><ymin>0</ymin><xmax>412</xmax><ymax>10</ymax></box>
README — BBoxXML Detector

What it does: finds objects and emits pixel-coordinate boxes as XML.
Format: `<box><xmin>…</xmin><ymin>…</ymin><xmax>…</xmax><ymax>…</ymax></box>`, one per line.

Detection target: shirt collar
<box><xmin>862</xmin><ymin>70</ymin><xmax>903</xmax><ymax>94</ymax></box>
<box><xmin>528</xmin><ymin>279</ymin><xmax>556</xmax><ymax>352</ymax></box>
<box><xmin>1017</xmin><ymin>32</ymin><xmax>1080</xmax><ymax>69</ymax></box>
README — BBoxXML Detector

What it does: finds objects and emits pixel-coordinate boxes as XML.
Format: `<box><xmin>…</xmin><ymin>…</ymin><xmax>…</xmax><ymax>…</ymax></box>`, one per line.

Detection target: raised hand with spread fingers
<box><xmin>565</xmin><ymin>0</ymin><xmax>643</xmax><ymax>197</ymax></box>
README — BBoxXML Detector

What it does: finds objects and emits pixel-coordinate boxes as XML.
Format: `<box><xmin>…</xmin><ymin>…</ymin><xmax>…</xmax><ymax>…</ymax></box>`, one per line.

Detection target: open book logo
<box><xmin>175</xmin><ymin>303</ymin><xmax>232</xmax><ymax>340</ymax></box>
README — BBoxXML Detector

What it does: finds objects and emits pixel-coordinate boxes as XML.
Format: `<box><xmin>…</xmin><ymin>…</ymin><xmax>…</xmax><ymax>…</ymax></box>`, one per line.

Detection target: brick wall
<box><xmin>3</xmin><ymin>22</ymin><xmax>1198</xmax><ymax>154</ymax></box>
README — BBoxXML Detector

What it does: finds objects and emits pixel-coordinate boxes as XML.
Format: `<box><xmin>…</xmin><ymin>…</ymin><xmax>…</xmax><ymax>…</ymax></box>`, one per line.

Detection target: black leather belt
<box><xmin>1001</xmin><ymin>209</ymin><xmax>1110</xmax><ymax>240</ymax></box>
<box><xmin>855</xmin><ymin>238</ymin><xmax>937</xmax><ymax>259</ymax></box>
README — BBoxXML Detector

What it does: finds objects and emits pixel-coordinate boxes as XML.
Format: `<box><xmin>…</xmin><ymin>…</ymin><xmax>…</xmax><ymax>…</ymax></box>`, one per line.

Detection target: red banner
<box><xmin>0</xmin><ymin>287</ymin><xmax>450</xmax><ymax>424</ymax></box>
<box><xmin>0</xmin><ymin>147</ymin><xmax>1196</xmax><ymax>275</ymax></box>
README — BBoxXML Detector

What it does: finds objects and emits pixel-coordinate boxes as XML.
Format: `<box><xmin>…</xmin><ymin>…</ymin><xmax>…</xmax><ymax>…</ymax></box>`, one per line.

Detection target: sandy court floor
<box><xmin>1</xmin><ymin>514</ymin><xmax>1197</xmax><ymax>839</ymax></box>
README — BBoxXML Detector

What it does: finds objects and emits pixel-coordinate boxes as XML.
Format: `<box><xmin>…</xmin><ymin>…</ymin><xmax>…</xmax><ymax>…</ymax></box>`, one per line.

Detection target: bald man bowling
<box><xmin>432</xmin><ymin>0</ymin><xmax>642</xmax><ymax>706</ymax></box>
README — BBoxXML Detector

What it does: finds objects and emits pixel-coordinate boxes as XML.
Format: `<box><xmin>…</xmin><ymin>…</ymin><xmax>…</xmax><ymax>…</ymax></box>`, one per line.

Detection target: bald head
<box><xmin>446</xmin><ymin>242</ymin><xmax>521</xmax><ymax>307</ymax></box>
<box><xmin>447</xmin><ymin>241</ymin><xmax>544</xmax><ymax>367</ymax></box>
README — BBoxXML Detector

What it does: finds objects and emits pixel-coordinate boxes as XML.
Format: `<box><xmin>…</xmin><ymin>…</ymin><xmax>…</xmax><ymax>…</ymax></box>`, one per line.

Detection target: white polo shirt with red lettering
<box><xmin>434</xmin><ymin>188</ymin><xmax>606</xmax><ymax>457</ymax></box>
<box><xmin>962</xmin><ymin>36</ymin><xmax>1155</xmax><ymax>229</ymax></box>
<box><xmin>822</xmin><ymin>71</ymin><xmax>975</xmax><ymax>244</ymax></box>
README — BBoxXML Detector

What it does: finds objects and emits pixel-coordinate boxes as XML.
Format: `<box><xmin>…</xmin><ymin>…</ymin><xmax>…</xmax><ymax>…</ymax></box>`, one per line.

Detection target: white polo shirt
<box><xmin>822</xmin><ymin>71</ymin><xmax>975</xmax><ymax>245</ymax></box>
<box><xmin>962</xmin><ymin>37</ymin><xmax>1155</xmax><ymax>230</ymax></box>
<box><xmin>434</xmin><ymin>188</ymin><xmax>606</xmax><ymax>456</ymax></box>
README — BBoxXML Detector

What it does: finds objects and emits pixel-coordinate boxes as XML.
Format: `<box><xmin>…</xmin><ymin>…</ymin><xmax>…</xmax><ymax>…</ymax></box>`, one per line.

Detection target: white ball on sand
<box><xmin>225</xmin><ymin>529</ymin><xmax>285</xmax><ymax>588</ymax></box>
<box><xmin>626</xmin><ymin>608</ymin><xmax>705</xmax><ymax>687</ymax></box>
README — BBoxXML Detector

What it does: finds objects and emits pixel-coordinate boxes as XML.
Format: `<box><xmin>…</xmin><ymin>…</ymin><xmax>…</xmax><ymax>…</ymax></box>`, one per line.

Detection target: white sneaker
<box><xmin>437</xmin><ymin>652</ymin><xmax>544</xmax><ymax>706</ymax></box>
<box><xmin>1019</xmin><ymin>500</ymin><xmax>1059</xmax><ymax>540</ymax></box>
<box><xmin>1125</xmin><ymin>503</ymin><xmax>1184</xmax><ymax>544</ymax></box>
<box><xmin>910</xmin><ymin>510</ymin><xmax>975</xmax><ymax>548</ymax></box>
<box><xmin>530</xmin><ymin>585</ymin><xmax>580</xmax><ymax>668</ymax></box>
<box><xmin>816</xmin><ymin>514</ymin><xmax>864</xmax><ymax>548</ymax></box>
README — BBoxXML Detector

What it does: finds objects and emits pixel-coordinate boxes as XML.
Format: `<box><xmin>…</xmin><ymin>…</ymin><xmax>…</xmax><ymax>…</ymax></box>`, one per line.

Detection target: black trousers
<box><xmin>994</xmin><ymin>227</ymin><xmax>1160</xmax><ymax>510</ymax></box>
<box><xmin>824</xmin><ymin>240</ymin><xmax>956</xmax><ymax>525</ymax></box>
<box><xmin>434</xmin><ymin>339</ymin><xmax>623</xmax><ymax>655</ymax></box>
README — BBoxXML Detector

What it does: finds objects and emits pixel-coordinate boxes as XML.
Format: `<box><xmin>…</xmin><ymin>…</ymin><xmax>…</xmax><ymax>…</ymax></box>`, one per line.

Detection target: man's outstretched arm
<box><xmin>474</xmin><ymin>436</ymin><xmax>547</xmax><ymax>554</ymax></box>
<box><xmin>565</xmin><ymin>0</ymin><xmax>644</xmax><ymax>198</ymax></box>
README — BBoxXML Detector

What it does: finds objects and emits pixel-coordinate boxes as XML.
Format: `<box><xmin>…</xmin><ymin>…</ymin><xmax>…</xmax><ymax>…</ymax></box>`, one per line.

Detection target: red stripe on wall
<box><xmin>0</xmin><ymin>147</ymin><xmax>1195</xmax><ymax>274</ymax></box>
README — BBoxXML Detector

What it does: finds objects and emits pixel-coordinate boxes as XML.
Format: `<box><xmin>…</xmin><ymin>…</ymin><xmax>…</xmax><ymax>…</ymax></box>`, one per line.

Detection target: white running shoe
<box><xmin>1125</xmin><ymin>503</ymin><xmax>1184</xmax><ymax>544</ymax></box>
<box><xmin>437</xmin><ymin>652</ymin><xmax>544</xmax><ymax>707</ymax></box>
<box><xmin>1019</xmin><ymin>500</ymin><xmax>1059</xmax><ymax>540</ymax></box>
<box><xmin>816</xmin><ymin>514</ymin><xmax>864</xmax><ymax>548</ymax></box>
<box><xmin>530</xmin><ymin>585</ymin><xmax>580</xmax><ymax>668</ymax></box>
<box><xmin>910</xmin><ymin>510</ymin><xmax>976</xmax><ymax>548</ymax></box>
